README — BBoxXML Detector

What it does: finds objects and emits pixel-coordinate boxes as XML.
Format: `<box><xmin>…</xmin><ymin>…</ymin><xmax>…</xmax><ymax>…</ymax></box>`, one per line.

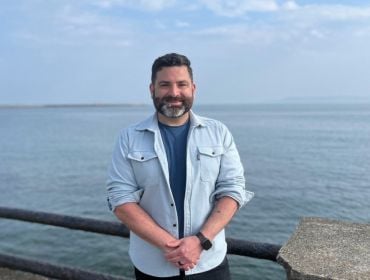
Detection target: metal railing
<box><xmin>0</xmin><ymin>206</ymin><xmax>282</xmax><ymax>279</ymax></box>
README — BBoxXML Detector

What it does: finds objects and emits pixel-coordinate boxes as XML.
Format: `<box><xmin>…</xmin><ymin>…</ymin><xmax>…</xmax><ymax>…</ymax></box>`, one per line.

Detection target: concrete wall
<box><xmin>277</xmin><ymin>217</ymin><xmax>370</xmax><ymax>280</ymax></box>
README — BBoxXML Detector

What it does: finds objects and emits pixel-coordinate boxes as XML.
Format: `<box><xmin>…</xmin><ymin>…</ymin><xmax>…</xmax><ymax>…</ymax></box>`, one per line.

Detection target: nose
<box><xmin>168</xmin><ymin>84</ymin><xmax>180</xmax><ymax>97</ymax></box>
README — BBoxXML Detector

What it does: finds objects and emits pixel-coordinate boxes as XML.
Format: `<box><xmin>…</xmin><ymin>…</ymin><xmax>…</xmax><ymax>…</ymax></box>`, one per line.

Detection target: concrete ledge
<box><xmin>0</xmin><ymin>267</ymin><xmax>51</xmax><ymax>280</ymax></box>
<box><xmin>277</xmin><ymin>217</ymin><xmax>370</xmax><ymax>280</ymax></box>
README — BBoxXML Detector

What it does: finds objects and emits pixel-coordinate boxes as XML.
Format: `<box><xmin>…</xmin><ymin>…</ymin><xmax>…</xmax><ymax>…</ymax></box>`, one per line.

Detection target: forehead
<box><xmin>154</xmin><ymin>66</ymin><xmax>192</xmax><ymax>82</ymax></box>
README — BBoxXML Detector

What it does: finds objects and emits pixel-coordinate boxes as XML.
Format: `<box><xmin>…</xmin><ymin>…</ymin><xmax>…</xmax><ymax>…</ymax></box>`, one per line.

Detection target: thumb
<box><xmin>166</xmin><ymin>239</ymin><xmax>181</xmax><ymax>248</ymax></box>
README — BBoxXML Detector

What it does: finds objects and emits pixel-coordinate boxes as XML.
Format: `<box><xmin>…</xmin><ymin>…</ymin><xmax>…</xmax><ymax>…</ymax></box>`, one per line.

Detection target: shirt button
<box><xmin>170</xmin><ymin>203</ymin><xmax>174</xmax><ymax>207</ymax></box>
<box><xmin>173</xmin><ymin>224</ymin><xmax>177</xmax><ymax>227</ymax></box>
<box><xmin>141</xmin><ymin>156</ymin><xmax>144</xmax><ymax>160</ymax></box>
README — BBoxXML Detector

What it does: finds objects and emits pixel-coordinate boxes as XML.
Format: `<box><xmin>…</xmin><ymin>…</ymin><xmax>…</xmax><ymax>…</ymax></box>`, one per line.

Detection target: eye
<box><xmin>158</xmin><ymin>82</ymin><xmax>170</xmax><ymax>88</ymax></box>
<box><xmin>178</xmin><ymin>82</ymin><xmax>189</xmax><ymax>87</ymax></box>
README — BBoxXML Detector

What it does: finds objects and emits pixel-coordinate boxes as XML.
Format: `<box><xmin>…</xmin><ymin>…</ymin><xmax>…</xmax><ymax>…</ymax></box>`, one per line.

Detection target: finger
<box><xmin>186</xmin><ymin>263</ymin><xmax>195</xmax><ymax>270</ymax></box>
<box><xmin>164</xmin><ymin>248</ymin><xmax>190</xmax><ymax>261</ymax></box>
<box><xmin>182</xmin><ymin>263</ymin><xmax>195</xmax><ymax>271</ymax></box>
<box><xmin>173</xmin><ymin>261</ymin><xmax>188</xmax><ymax>269</ymax></box>
<box><xmin>166</xmin><ymin>240</ymin><xmax>181</xmax><ymax>248</ymax></box>
<box><xmin>178</xmin><ymin>262</ymin><xmax>189</xmax><ymax>271</ymax></box>
<box><xmin>165</xmin><ymin>251</ymin><xmax>181</xmax><ymax>261</ymax></box>
<box><xmin>167</xmin><ymin>252</ymin><xmax>193</xmax><ymax>263</ymax></box>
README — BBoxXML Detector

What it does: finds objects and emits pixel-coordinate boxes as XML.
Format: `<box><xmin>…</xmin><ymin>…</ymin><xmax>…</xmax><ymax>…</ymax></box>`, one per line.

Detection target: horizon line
<box><xmin>1</xmin><ymin>100</ymin><xmax>370</xmax><ymax>109</ymax></box>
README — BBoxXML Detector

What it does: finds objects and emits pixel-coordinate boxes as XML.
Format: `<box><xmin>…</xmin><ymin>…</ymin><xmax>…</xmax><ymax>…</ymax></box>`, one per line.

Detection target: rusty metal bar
<box><xmin>0</xmin><ymin>253</ymin><xmax>129</xmax><ymax>280</ymax></box>
<box><xmin>0</xmin><ymin>206</ymin><xmax>281</xmax><ymax>262</ymax></box>
<box><xmin>0</xmin><ymin>206</ymin><xmax>129</xmax><ymax>237</ymax></box>
<box><xmin>226</xmin><ymin>238</ymin><xmax>281</xmax><ymax>261</ymax></box>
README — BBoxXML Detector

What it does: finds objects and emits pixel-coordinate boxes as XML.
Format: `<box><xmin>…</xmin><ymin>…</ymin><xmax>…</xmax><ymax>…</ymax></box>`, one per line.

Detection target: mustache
<box><xmin>162</xmin><ymin>96</ymin><xmax>185</xmax><ymax>103</ymax></box>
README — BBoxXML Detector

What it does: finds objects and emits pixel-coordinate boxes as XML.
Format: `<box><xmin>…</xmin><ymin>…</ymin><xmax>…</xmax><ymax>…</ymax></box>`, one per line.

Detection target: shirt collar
<box><xmin>189</xmin><ymin>110</ymin><xmax>205</xmax><ymax>128</ymax></box>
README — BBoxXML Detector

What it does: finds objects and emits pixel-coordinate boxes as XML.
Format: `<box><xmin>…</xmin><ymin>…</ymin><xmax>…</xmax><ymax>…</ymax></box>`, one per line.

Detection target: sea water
<box><xmin>0</xmin><ymin>103</ymin><xmax>369</xmax><ymax>279</ymax></box>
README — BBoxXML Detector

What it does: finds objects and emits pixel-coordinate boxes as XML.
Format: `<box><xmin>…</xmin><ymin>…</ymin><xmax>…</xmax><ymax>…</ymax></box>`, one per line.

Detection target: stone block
<box><xmin>277</xmin><ymin>217</ymin><xmax>370</xmax><ymax>280</ymax></box>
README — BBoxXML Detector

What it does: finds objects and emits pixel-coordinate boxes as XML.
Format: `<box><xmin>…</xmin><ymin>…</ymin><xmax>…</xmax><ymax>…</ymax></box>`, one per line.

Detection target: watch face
<box><xmin>196</xmin><ymin>232</ymin><xmax>213</xmax><ymax>250</ymax></box>
<box><xmin>203</xmin><ymin>239</ymin><xmax>212</xmax><ymax>250</ymax></box>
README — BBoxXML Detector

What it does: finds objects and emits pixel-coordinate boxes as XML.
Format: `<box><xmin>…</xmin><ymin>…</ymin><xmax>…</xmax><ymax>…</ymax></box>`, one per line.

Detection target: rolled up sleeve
<box><xmin>211</xmin><ymin>126</ymin><xmax>254</xmax><ymax>208</ymax></box>
<box><xmin>106</xmin><ymin>131</ymin><xmax>143</xmax><ymax>212</ymax></box>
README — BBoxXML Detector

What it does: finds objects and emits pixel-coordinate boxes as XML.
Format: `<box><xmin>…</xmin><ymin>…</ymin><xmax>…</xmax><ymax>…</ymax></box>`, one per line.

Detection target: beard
<box><xmin>152</xmin><ymin>93</ymin><xmax>193</xmax><ymax>118</ymax></box>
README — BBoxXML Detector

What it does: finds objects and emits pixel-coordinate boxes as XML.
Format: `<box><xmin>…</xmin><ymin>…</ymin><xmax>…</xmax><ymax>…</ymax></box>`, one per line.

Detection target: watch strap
<box><xmin>196</xmin><ymin>231</ymin><xmax>212</xmax><ymax>250</ymax></box>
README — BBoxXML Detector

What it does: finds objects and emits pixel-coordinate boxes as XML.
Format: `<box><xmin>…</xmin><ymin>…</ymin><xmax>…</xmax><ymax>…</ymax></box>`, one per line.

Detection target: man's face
<box><xmin>150</xmin><ymin>66</ymin><xmax>195</xmax><ymax>120</ymax></box>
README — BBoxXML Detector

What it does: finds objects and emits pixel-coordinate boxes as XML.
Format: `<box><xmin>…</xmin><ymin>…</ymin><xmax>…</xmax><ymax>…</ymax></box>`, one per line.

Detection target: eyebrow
<box><xmin>158</xmin><ymin>80</ymin><xmax>189</xmax><ymax>84</ymax></box>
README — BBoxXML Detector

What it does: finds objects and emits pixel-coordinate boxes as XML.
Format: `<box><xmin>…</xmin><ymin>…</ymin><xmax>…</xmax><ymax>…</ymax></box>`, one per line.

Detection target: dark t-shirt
<box><xmin>158</xmin><ymin>120</ymin><xmax>190</xmax><ymax>238</ymax></box>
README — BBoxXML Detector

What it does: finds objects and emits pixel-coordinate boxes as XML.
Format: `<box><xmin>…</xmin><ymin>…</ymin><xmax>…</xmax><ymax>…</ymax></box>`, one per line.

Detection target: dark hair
<box><xmin>151</xmin><ymin>53</ymin><xmax>193</xmax><ymax>84</ymax></box>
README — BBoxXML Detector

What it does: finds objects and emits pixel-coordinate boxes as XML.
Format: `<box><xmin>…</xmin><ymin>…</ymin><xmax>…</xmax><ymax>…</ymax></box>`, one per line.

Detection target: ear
<box><xmin>149</xmin><ymin>84</ymin><xmax>154</xmax><ymax>98</ymax></box>
<box><xmin>192</xmin><ymin>83</ymin><xmax>196</xmax><ymax>95</ymax></box>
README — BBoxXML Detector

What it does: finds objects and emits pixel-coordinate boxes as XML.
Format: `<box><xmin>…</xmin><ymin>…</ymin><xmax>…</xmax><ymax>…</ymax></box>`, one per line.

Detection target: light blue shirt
<box><xmin>106</xmin><ymin>111</ymin><xmax>254</xmax><ymax>277</ymax></box>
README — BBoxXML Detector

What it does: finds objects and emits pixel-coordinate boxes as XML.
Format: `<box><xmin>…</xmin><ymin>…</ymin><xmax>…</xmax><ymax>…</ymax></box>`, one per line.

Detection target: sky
<box><xmin>1</xmin><ymin>0</ymin><xmax>370</xmax><ymax>105</ymax></box>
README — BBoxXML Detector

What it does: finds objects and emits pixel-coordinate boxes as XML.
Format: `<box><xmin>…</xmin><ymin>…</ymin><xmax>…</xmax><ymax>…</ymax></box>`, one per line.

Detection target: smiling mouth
<box><xmin>164</xmin><ymin>99</ymin><xmax>183</xmax><ymax>107</ymax></box>
<box><xmin>167</xmin><ymin>101</ymin><xmax>182</xmax><ymax>106</ymax></box>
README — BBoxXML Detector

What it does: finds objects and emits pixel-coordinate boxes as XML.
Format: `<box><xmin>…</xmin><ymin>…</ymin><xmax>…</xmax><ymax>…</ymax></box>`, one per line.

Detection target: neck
<box><xmin>157</xmin><ymin>112</ymin><xmax>190</xmax><ymax>126</ymax></box>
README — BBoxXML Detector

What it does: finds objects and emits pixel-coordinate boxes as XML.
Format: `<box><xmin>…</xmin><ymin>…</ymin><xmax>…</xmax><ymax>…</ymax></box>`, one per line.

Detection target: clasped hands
<box><xmin>164</xmin><ymin>235</ymin><xmax>202</xmax><ymax>271</ymax></box>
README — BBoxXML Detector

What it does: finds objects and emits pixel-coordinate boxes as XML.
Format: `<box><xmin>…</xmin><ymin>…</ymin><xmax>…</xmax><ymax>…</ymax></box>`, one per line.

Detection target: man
<box><xmin>106</xmin><ymin>53</ymin><xmax>254</xmax><ymax>280</ymax></box>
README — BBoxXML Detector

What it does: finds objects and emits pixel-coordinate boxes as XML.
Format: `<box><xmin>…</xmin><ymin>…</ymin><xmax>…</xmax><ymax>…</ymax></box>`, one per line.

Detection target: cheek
<box><xmin>184</xmin><ymin>91</ymin><xmax>194</xmax><ymax>99</ymax></box>
<box><xmin>151</xmin><ymin>90</ymin><xmax>159</xmax><ymax>99</ymax></box>
<box><xmin>153</xmin><ymin>88</ymin><xmax>165</xmax><ymax>98</ymax></box>
<box><xmin>152</xmin><ymin>92</ymin><xmax>165</xmax><ymax>104</ymax></box>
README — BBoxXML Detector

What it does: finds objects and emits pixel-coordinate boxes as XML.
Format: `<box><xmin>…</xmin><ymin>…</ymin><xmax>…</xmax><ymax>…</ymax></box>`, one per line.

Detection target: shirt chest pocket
<box><xmin>128</xmin><ymin>151</ymin><xmax>161</xmax><ymax>189</ymax></box>
<box><xmin>198</xmin><ymin>146</ymin><xmax>224</xmax><ymax>182</ymax></box>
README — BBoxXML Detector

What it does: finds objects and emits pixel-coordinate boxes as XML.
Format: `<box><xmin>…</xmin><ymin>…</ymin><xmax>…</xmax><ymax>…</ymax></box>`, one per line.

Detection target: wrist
<box><xmin>195</xmin><ymin>231</ymin><xmax>213</xmax><ymax>250</ymax></box>
<box><xmin>160</xmin><ymin>236</ymin><xmax>177</xmax><ymax>251</ymax></box>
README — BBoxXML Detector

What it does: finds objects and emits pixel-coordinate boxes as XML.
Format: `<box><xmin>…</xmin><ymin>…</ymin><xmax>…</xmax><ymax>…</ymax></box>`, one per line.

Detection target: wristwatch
<box><xmin>196</xmin><ymin>232</ymin><xmax>212</xmax><ymax>250</ymax></box>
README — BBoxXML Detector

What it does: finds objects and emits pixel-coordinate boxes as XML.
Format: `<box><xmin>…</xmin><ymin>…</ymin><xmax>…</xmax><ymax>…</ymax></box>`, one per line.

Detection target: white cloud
<box><xmin>279</xmin><ymin>4</ymin><xmax>370</xmax><ymax>24</ymax></box>
<box><xmin>354</xmin><ymin>26</ymin><xmax>370</xmax><ymax>37</ymax></box>
<box><xmin>190</xmin><ymin>2</ymin><xmax>370</xmax><ymax>49</ymax></box>
<box><xmin>94</xmin><ymin>1</ymin><xmax>112</xmax><ymax>9</ymax></box>
<box><xmin>11</xmin><ymin>3</ymin><xmax>136</xmax><ymax>48</ymax></box>
<box><xmin>13</xmin><ymin>1</ymin><xmax>370</xmax><ymax>51</ymax></box>
<box><xmin>200</xmin><ymin>0</ymin><xmax>278</xmax><ymax>17</ymax></box>
<box><xmin>309</xmin><ymin>29</ymin><xmax>325</xmax><ymax>39</ymax></box>
<box><xmin>154</xmin><ymin>20</ymin><xmax>167</xmax><ymax>30</ymax></box>
<box><xmin>193</xmin><ymin>24</ymin><xmax>280</xmax><ymax>46</ymax></box>
<box><xmin>309</xmin><ymin>4</ymin><xmax>370</xmax><ymax>21</ymax></box>
<box><xmin>3</xmin><ymin>1</ymin><xmax>370</xmax><ymax>105</ymax></box>
<box><xmin>139</xmin><ymin>0</ymin><xmax>176</xmax><ymax>11</ymax></box>
<box><xmin>58</xmin><ymin>5</ymin><xmax>101</xmax><ymax>31</ymax></box>
<box><xmin>183</xmin><ymin>3</ymin><xmax>201</xmax><ymax>11</ymax></box>
<box><xmin>281</xmin><ymin>0</ymin><xmax>298</xmax><ymax>11</ymax></box>
<box><xmin>175</xmin><ymin>20</ymin><xmax>190</xmax><ymax>28</ymax></box>
<box><xmin>93</xmin><ymin>0</ymin><xmax>176</xmax><ymax>11</ymax></box>
<box><xmin>53</xmin><ymin>4</ymin><xmax>135</xmax><ymax>46</ymax></box>
<box><xmin>113</xmin><ymin>39</ymin><xmax>132</xmax><ymax>47</ymax></box>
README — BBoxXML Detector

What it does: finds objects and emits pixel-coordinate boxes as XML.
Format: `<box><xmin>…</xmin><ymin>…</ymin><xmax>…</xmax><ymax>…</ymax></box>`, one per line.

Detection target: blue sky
<box><xmin>1</xmin><ymin>0</ymin><xmax>370</xmax><ymax>105</ymax></box>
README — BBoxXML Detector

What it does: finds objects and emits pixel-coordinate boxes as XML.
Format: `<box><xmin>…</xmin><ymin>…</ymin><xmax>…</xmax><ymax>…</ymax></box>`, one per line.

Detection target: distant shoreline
<box><xmin>0</xmin><ymin>103</ymin><xmax>151</xmax><ymax>109</ymax></box>
<box><xmin>1</xmin><ymin>101</ymin><xmax>370</xmax><ymax>109</ymax></box>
